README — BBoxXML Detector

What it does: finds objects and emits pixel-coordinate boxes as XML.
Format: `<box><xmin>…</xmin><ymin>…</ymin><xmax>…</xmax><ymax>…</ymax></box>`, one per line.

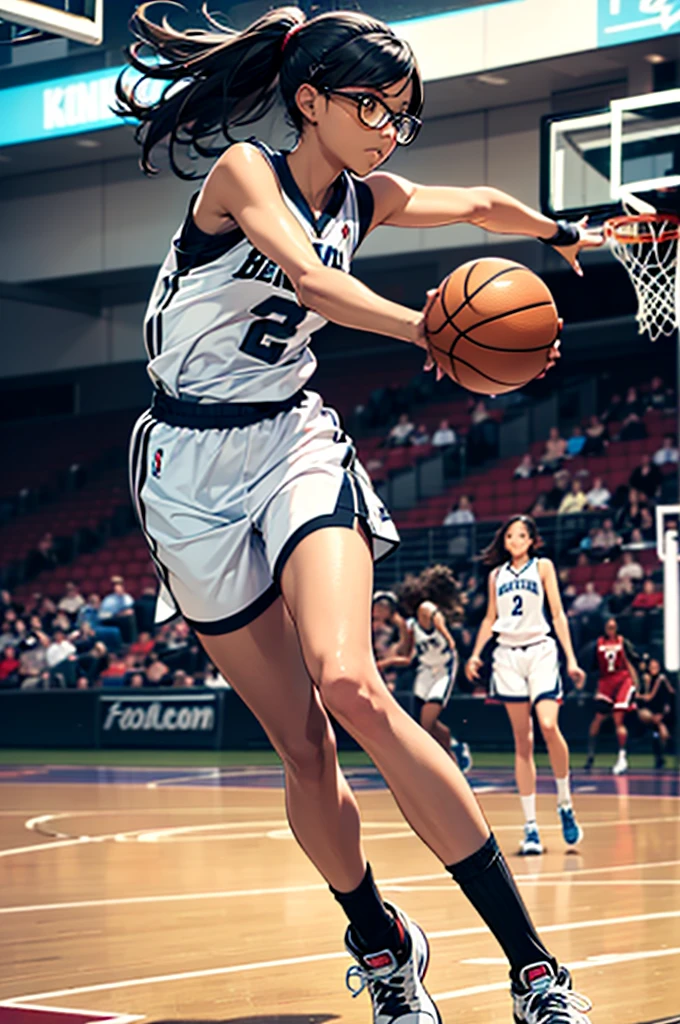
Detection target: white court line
<box><xmin>2</xmin><ymin>813</ymin><xmax>678</xmax><ymax>859</ymax></box>
<box><xmin>2</xmin><ymin>859</ymin><xmax>679</xmax><ymax>916</ymax></box>
<box><xmin>0</xmin><ymin>1003</ymin><xmax>143</xmax><ymax>1024</ymax></box>
<box><xmin>6</xmin><ymin>925</ymin><xmax>680</xmax><ymax>1005</ymax></box>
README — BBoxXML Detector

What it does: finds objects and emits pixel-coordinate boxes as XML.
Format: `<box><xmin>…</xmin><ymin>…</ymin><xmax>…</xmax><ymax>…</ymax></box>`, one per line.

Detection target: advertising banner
<box><xmin>99</xmin><ymin>693</ymin><xmax>219</xmax><ymax>748</ymax></box>
<box><xmin>598</xmin><ymin>0</ymin><xmax>680</xmax><ymax>47</ymax></box>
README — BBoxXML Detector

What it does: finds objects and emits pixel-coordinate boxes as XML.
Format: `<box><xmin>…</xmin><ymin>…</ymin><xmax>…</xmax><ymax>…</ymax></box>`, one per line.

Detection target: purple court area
<box><xmin>0</xmin><ymin>763</ymin><xmax>677</xmax><ymax>796</ymax></box>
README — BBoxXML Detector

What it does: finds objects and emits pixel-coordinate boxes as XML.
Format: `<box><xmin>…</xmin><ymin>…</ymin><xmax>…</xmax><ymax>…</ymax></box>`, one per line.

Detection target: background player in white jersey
<box><xmin>379</xmin><ymin>566</ymin><xmax>472</xmax><ymax>772</ymax></box>
<box><xmin>117</xmin><ymin>7</ymin><xmax>600</xmax><ymax>1022</ymax></box>
<box><xmin>466</xmin><ymin>516</ymin><xmax>586</xmax><ymax>855</ymax></box>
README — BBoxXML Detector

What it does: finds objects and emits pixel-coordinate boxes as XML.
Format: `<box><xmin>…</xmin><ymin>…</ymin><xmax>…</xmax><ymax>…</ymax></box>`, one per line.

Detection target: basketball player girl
<box><xmin>466</xmin><ymin>516</ymin><xmax>586</xmax><ymax>855</ymax></box>
<box><xmin>371</xmin><ymin>590</ymin><xmax>409</xmax><ymax>692</ymax></box>
<box><xmin>118</xmin><ymin>6</ymin><xmax>600</xmax><ymax>1022</ymax></box>
<box><xmin>378</xmin><ymin>565</ymin><xmax>472</xmax><ymax>772</ymax></box>
<box><xmin>636</xmin><ymin>657</ymin><xmax>675</xmax><ymax>770</ymax></box>
<box><xmin>585</xmin><ymin>617</ymin><xmax>639</xmax><ymax>775</ymax></box>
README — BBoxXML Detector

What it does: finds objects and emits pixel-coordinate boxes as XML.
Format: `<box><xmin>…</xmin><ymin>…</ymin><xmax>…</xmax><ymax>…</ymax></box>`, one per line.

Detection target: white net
<box><xmin>606</xmin><ymin>215</ymin><xmax>680</xmax><ymax>343</ymax></box>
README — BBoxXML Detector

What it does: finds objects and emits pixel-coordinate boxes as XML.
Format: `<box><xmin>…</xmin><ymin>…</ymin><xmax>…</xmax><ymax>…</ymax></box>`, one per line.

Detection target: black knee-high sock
<box><xmin>331</xmin><ymin>863</ymin><xmax>403</xmax><ymax>953</ymax></box>
<box><xmin>447</xmin><ymin>834</ymin><xmax>556</xmax><ymax>982</ymax></box>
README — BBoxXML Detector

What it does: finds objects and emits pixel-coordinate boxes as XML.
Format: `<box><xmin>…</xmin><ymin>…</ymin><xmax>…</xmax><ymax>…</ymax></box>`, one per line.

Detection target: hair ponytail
<box><xmin>116</xmin><ymin>2</ymin><xmax>421</xmax><ymax>178</ymax></box>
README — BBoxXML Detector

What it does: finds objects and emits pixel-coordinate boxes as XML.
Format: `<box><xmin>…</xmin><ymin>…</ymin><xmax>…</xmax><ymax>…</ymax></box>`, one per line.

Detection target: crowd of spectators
<box><xmin>0</xmin><ymin>577</ymin><xmax>227</xmax><ymax>691</ymax></box>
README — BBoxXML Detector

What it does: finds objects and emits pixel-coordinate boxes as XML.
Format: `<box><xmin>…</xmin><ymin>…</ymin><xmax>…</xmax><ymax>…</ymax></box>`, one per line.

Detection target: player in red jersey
<box><xmin>584</xmin><ymin>617</ymin><xmax>638</xmax><ymax>775</ymax></box>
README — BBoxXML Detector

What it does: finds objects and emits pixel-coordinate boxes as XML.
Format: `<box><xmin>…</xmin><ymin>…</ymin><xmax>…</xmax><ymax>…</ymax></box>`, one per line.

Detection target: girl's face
<box><xmin>302</xmin><ymin>76</ymin><xmax>414</xmax><ymax>176</ymax></box>
<box><xmin>649</xmin><ymin>658</ymin><xmax>661</xmax><ymax>675</ymax></box>
<box><xmin>605</xmin><ymin>618</ymin><xmax>617</xmax><ymax>637</ymax></box>
<box><xmin>504</xmin><ymin>520</ymin><xmax>532</xmax><ymax>561</ymax></box>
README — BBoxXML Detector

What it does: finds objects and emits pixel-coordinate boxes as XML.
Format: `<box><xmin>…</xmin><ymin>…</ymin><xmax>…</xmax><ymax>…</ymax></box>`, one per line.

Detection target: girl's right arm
<box><xmin>199</xmin><ymin>144</ymin><xmax>425</xmax><ymax>346</ymax></box>
<box><xmin>465</xmin><ymin>572</ymin><xmax>497</xmax><ymax>681</ymax></box>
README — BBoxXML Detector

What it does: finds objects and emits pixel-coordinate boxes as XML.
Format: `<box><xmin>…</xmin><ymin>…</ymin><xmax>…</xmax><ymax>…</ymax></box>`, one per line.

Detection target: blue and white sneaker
<box><xmin>345</xmin><ymin>902</ymin><xmax>441</xmax><ymax>1024</ymax></box>
<box><xmin>558</xmin><ymin>805</ymin><xmax>583</xmax><ymax>847</ymax></box>
<box><xmin>512</xmin><ymin>961</ymin><xmax>592</xmax><ymax>1023</ymax></box>
<box><xmin>451</xmin><ymin>739</ymin><xmax>473</xmax><ymax>774</ymax></box>
<box><xmin>520</xmin><ymin>822</ymin><xmax>544</xmax><ymax>855</ymax></box>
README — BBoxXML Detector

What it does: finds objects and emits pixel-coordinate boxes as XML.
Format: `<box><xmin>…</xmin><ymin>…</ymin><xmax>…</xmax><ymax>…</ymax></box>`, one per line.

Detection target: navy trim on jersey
<box><xmin>272</xmin><ymin>472</ymin><xmax>358</xmax><ymax>583</ymax></box>
<box><xmin>253</xmin><ymin>140</ymin><xmax>348</xmax><ymax>237</ymax></box>
<box><xmin>353</xmin><ymin>176</ymin><xmax>375</xmax><ymax>246</ymax></box>
<box><xmin>184</xmin><ymin>582</ymin><xmax>280</xmax><ymax>635</ymax></box>
<box><xmin>506</xmin><ymin>557</ymin><xmax>535</xmax><ymax>578</ymax></box>
<box><xmin>532</xmin><ymin>678</ymin><xmax>563</xmax><ymax>705</ymax></box>
<box><xmin>175</xmin><ymin>192</ymin><xmax>245</xmax><ymax>271</ymax></box>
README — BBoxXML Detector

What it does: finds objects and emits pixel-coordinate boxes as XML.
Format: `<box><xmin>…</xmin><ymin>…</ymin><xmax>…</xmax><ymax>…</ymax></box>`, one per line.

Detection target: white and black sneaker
<box><xmin>345</xmin><ymin>902</ymin><xmax>441</xmax><ymax>1024</ymax></box>
<box><xmin>512</xmin><ymin>961</ymin><xmax>592</xmax><ymax>1023</ymax></box>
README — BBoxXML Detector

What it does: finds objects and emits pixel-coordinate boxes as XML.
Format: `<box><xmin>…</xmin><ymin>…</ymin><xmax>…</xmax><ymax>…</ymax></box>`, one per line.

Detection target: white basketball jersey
<box><xmin>143</xmin><ymin>142</ymin><xmax>373</xmax><ymax>403</ymax></box>
<box><xmin>409</xmin><ymin>606</ymin><xmax>454</xmax><ymax>670</ymax></box>
<box><xmin>493</xmin><ymin>557</ymin><xmax>550</xmax><ymax>647</ymax></box>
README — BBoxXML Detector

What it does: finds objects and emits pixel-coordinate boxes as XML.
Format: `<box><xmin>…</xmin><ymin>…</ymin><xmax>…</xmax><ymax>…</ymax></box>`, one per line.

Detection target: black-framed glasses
<box><xmin>323</xmin><ymin>89</ymin><xmax>421</xmax><ymax>146</ymax></box>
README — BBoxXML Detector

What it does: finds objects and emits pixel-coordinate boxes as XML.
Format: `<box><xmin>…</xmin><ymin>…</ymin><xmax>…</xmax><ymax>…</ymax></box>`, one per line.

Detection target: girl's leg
<box><xmin>504</xmin><ymin>702</ymin><xmax>537</xmax><ymax>826</ymax></box>
<box><xmin>612</xmin><ymin>710</ymin><xmax>629</xmax><ymax>774</ymax></box>
<box><xmin>586</xmin><ymin>711</ymin><xmax>607</xmax><ymax>767</ymax></box>
<box><xmin>420</xmin><ymin>700</ymin><xmax>452</xmax><ymax>753</ymax></box>
<box><xmin>281</xmin><ymin>526</ymin><xmax>555</xmax><ymax>978</ymax></box>
<box><xmin>196</xmin><ymin>597</ymin><xmax>366</xmax><ymax>892</ymax></box>
<box><xmin>534</xmin><ymin>699</ymin><xmax>571</xmax><ymax>807</ymax></box>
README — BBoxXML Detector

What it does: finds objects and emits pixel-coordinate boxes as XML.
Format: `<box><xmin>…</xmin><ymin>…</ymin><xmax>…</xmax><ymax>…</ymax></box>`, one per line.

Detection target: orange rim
<box><xmin>605</xmin><ymin>213</ymin><xmax>680</xmax><ymax>245</ymax></box>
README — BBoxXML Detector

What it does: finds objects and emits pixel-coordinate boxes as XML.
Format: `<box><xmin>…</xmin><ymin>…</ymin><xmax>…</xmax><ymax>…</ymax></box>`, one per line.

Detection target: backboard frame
<box><xmin>540</xmin><ymin>105</ymin><xmax>618</xmax><ymax>223</ymax></box>
<box><xmin>611</xmin><ymin>87</ymin><xmax>680</xmax><ymax>199</ymax></box>
<box><xmin>0</xmin><ymin>0</ymin><xmax>103</xmax><ymax>46</ymax></box>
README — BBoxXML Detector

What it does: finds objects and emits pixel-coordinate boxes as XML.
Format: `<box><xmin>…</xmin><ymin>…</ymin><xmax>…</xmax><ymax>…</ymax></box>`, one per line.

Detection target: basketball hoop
<box><xmin>604</xmin><ymin>213</ymin><xmax>680</xmax><ymax>342</ymax></box>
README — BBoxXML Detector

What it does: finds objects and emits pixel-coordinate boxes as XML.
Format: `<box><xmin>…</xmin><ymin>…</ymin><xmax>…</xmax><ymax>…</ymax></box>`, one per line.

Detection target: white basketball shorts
<box><xmin>129</xmin><ymin>391</ymin><xmax>399</xmax><ymax>633</ymax></box>
<box><xmin>490</xmin><ymin>637</ymin><xmax>562</xmax><ymax>705</ymax></box>
<box><xmin>413</xmin><ymin>656</ymin><xmax>458</xmax><ymax>706</ymax></box>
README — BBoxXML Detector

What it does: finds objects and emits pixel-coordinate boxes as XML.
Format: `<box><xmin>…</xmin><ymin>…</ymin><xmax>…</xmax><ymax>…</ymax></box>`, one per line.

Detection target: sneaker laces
<box><xmin>525</xmin><ymin>985</ymin><xmax>592</xmax><ymax>1023</ymax></box>
<box><xmin>346</xmin><ymin>963</ymin><xmax>415</xmax><ymax>1016</ymax></box>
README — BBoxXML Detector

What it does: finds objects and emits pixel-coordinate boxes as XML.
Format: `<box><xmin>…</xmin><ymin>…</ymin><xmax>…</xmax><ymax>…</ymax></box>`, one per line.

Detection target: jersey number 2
<box><xmin>511</xmin><ymin>595</ymin><xmax>523</xmax><ymax>616</ymax></box>
<box><xmin>239</xmin><ymin>297</ymin><xmax>306</xmax><ymax>366</ymax></box>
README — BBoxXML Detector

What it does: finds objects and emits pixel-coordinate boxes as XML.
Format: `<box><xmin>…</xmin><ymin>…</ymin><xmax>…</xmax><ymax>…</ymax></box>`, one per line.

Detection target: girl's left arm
<box><xmin>366</xmin><ymin>172</ymin><xmax>602</xmax><ymax>275</ymax></box>
<box><xmin>539</xmin><ymin>559</ymin><xmax>586</xmax><ymax>687</ymax></box>
<box><xmin>433</xmin><ymin>609</ymin><xmax>456</xmax><ymax>653</ymax></box>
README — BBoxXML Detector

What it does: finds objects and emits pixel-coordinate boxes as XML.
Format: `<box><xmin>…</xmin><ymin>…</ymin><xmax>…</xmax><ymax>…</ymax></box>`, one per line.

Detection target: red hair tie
<box><xmin>281</xmin><ymin>22</ymin><xmax>304</xmax><ymax>53</ymax></box>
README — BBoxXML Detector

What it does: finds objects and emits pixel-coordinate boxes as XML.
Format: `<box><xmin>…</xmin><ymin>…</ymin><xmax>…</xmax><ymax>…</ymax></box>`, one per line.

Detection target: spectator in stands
<box><xmin>629</xmin><ymin>453</ymin><xmax>662</xmax><ymax>500</ymax></box>
<box><xmin>0</xmin><ymin>590</ymin><xmax>19</xmax><ymax>618</ymax></box>
<box><xmin>539</xmin><ymin>427</ymin><xmax>567</xmax><ymax>473</ymax></box>
<box><xmin>99</xmin><ymin>577</ymin><xmax>136</xmax><ymax>644</ymax></box>
<box><xmin>602</xmin><ymin>392</ymin><xmax>623</xmax><ymax>426</ymax></box>
<box><xmin>467</xmin><ymin>400</ymin><xmax>497</xmax><ymax>464</ymax></box>
<box><xmin>129</xmin><ymin>631</ymin><xmax>155</xmax><ymax>658</ymax></box>
<box><xmin>134</xmin><ymin>584</ymin><xmax>158</xmax><ymax>634</ymax></box>
<box><xmin>645</xmin><ymin>374</ymin><xmax>672</xmax><ymax>411</ymax></box>
<box><xmin>46</xmin><ymin>629</ymin><xmax>78</xmax><ymax>687</ymax></box>
<box><xmin>513</xmin><ymin>454</ymin><xmax>535</xmax><ymax>479</ymax></box>
<box><xmin>77</xmin><ymin>593</ymin><xmax>102</xmax><ymax>629</ymax></box>
<box><xmin>100</xmin><ymin>652</ymin><xmax>130</xmax><ymax>685</ymax></box>
<box><xmin>0</xmin><ymin>645</ymin><xmax>20</xmax><ymax>689</ymax></box>
<box><xmin>78</xmin><ymin>640</ymin><xmax>108</xmax><ymax>685</ymax></box>
<box><xmin>640</xmin><ymin>506</ymin><xmax>655</xmax><ymax>542</ymax></box>
<box><xmin>620</xmin><ymin>388</ymin><xmax>648</xmax><ymax>440</ymax></box>
<box><xmin>18</xmin><ymin>632</ymin><xmax>49</xmax><ymax>688</ymax></box>
<box><xmin>558</xmin><ymin>478</ymin><xmax>587</xmax><ymax>516</ymax></box>
<box><xmin>76</xmin><ymin>675</ymin><xmax>90</xmax><ymax>690</ymax></box>
<box><xmin>129</xmin><ymin>672</ymin><xmax>146</xmax><ymax>688</ymax></box>
<box><xmin>530</xmin><ymin>494</ymin><xmax>548</xmax><ymax>517</ymax></box>
<box><xmin>568</xmin><ymin>581</ymin><xmax>603</xmax><ymax>616</ymax></box>
<box><xmin>582</xmin><ymin>415</ymin><xmax>608</xmax><ymax>457</ymax></box>
<box><xmin>58</xmin><ymin>582</ymin><xmax>85</xmax><ymax>619</ymax></box>
<box><xmin>615</xmin><ymin>488</ymin><xmax>646</xmax><ymax>536</ymax></box>
<box><xmin>590</xmin><ymin>518</ymin><xmax>622</xmax><ymax>559</ymax></box>
<box><xmin>586</xmin><ymin>476</ymin><xmax>611</xmax><ymax>509</ymax></box>
<box><xmin>617</xmin><ymin>550</ymin><xmax>644</xmax><ymax>584</ymax></box>
<box><xmin>566</xmin><ymin>425</ymin><xmax>586</xmax><ymax>458</ymax></box>
<box><xmin>27</xmin><ymin>534</ymin><xmax>58</xmax><ymax>576</ymax></box>
<box><xmin>653</xmin><ymin>433</ymin><xmax>679</xmax><ymax>467</ymax></box>
<box><xmin>431</xmin><ymin>418</ymin><xmax>457</xmax><ymax>449</ymax></box>
<box><xmin>203</xmin><ymin>663</ymin><xmax>231</xmax><ymax>688</ymax></box>
<box><xmin>544</xmin><ymin>469</ymin><xmax>571</xmax><ymax>511</ymax></box>
<box><xmin>410</xmin><ymin>423</ymin><xmax>430</xmax><ymax>446</ymax></box>
<box><xmin>172</xmin><ymin>669</ymin><xmax>191</xmax><ymax>688</ymax></box>
<box><xmin>386</xmin><ymin>412</ymin><xmax>415</xmax><ymax>448</ymax></box>
<box><xmin>632</xmin><ymin>578</ymin><xmax>664</xmax><ymax>611</ymax></box>
<box><xmin>0</xmin><ymin>615</ymin><xmax>19</xmax><ymax>653</ymax></box>
<box><xmin>606</xmin><ymin>578</ymin><xmax>635</xmax><ymax>617</ymax></box>
<box><xmin>443</xmin><ymin>495</ymin><xmax>475</xmax><ymax>526</ymax></box>
<box><xmin>145</xmin><ymin>651</ymin><xmax>171</xmax><ymax>686</ymax></box>
<box><xmin>38</xmin><ymin>597</ymin><xmax>57</xmax><ymax>632</ymax></box>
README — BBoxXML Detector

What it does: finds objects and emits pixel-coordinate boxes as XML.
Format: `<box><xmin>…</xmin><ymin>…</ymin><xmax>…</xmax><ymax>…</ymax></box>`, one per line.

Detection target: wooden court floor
<box><xmin>0</xmin><ymin>766</ymin><xmax>679</xmax><ymax>1024</ymax></box>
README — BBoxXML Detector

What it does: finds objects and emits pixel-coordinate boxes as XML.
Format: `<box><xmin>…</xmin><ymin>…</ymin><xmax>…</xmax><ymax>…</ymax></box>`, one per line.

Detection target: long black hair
<box><xmin>481</xmin><ymin>514</ymin><xmax>543</xmax><ymax>569</ymax></box>
<box><xmin>115</xmin><ymin>2</ymin><xmax>422</xmax><ymax>177</ymax></box>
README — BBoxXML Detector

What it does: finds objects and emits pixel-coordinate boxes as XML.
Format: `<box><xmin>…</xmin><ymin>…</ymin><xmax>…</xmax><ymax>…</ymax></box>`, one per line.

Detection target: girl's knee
<box><xmin>318</xmin><ymin>662</ymin><xmax>390</xmax><ymax>736</ymax></box>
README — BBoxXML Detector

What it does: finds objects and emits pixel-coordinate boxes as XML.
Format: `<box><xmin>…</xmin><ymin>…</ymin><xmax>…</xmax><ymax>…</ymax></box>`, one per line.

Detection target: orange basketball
<box><xmin>425</xmin><ymin>257</ymin><xmax>559</xmax><ymax>395</ymax></box>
